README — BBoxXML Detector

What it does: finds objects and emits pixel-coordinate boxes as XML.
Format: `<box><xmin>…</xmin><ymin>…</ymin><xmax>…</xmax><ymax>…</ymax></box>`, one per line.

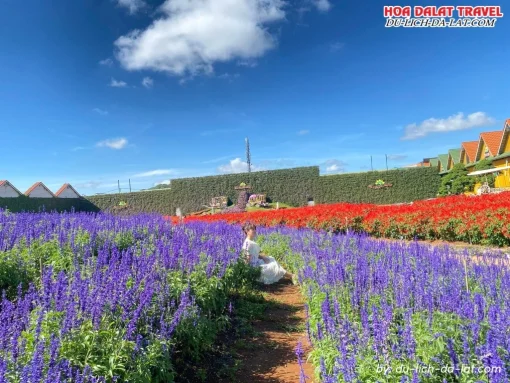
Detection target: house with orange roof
<box><xmin>54</xmin><ymin>183</ymin><xmax>81</xmax><ymax>198</ymax></box>
<box><xmin>489</xmin><ymin>119</ymin><xmax>510</xmax><ymax>188</ymax></box>
<box><xmin>25</xmin><ymin>182</ymin><xmax>55</xmax><ymax>198</ymax></box>
<box><xmin>474</xmin><ymin>130</ymin><xmax>504</xmax><ymax>162</ymax></box>
<box><xmin>460</xmin><ymin>141</ymin><xmax>478</xmax><ymax>166</ymax></box>
<box><xmin>0</xmin><ymin>180</ymin><xmax>22</xmax><ymax>198</ymax></box>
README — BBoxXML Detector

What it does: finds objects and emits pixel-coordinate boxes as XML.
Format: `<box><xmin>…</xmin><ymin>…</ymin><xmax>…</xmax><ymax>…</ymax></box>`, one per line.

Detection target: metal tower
<box><xmin>245</xmin><ymin>137</ymin><xmax>251</xmax><ymax>173</ymax></box>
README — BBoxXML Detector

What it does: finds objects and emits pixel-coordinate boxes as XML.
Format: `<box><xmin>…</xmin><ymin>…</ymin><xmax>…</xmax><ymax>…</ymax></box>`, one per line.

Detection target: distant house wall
<box><xmin>57</xmin><ymin>187</ymin><xmax>79</xmax><ymax>198</ymax></box>
<box><xmin>0</xmin><ymin>184</ymin><xmax>20</xmax><ymax>198</ymax></box>
<box><xmin>503</xmin><ymin>135</ymin><xmax>510</xmax><ymax>153</ymax></box>
<box><xmin>27</xmin><ymin>185</ymin><xmax>53</xmax><ymax>198</ymax></box>
<box><xmin>478</xmin><ymin>141</ymin><xmax>490</xmax><ymax>161</ymax></box>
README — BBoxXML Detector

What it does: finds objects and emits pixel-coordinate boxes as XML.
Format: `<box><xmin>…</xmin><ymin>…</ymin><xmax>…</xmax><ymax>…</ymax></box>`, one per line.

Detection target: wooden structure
<box><xmin>210</xmin><ymin>196</ymin><xmax>228</xmax><ymax>209</ymax></box>
<box><xmin>248</xmin><ymin>194</ymin><xmax>267</xmax><ymax>205</ymax></box>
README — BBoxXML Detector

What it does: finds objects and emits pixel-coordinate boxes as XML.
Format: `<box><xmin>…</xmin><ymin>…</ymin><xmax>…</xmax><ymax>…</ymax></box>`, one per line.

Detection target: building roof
<box><xmin>55</xmin><ymin>183</ymin><xmax>81</xmax><ymax>197</ymax></box>
<box><xmin>492</xmin><ymin>151</ymin><xmax>510</xmax><ymax>162</ymax></box>
<box><xmin>0</xmin><ymin>180</ymin><xmax>22</xmax><ymax>195</ymax></box>
<box><xmin>498</xmin><ymin>123</ymin><xmax>510</xmax><ymax>154</ymax></box>
<box><xmin>448</xmin><ymin>149</ymin><xmax>461</xmax><ymax>164</ymax></box>
<box><xmin>438</xmin><ymin>154</ymin><xmax>449</xmax><ymax>170</ymax></box>
<box><xmin>476</xmin><ymin>131</ymin><xmax>504</xmax><ymax>160</ymax></box>
<box><xmin>24</xmin><ymin>182</ymin><xmax>55</xmax><ymax>197</ymax></box>
<box><xmin>429</xmin><ymin>158</ymin><xmax>439</xmax><ymax>167</ymax></box>
<box><xmin>461</xmin><ymin>141</ymin><xmax>479</xmax><ymax>163</ymax></box>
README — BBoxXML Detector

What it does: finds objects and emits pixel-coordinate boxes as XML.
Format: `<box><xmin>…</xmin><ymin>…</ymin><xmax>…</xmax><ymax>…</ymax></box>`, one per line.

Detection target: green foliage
<box><xmin>4</xmin><ymin>230</ymin><xmax>262</xmax><ymax>382</ymax></box>
<box><xmin>473</xmin><ymin>159</ymin><xmax>496</xmax><ymax>187</ymax></box>
<box><xmin>87</xmin><ymin>167</ymin><xmax>441</xmax><ymax>215</ymax></box>
<box><xmin>437</xmin><ymin>163</ymin><xmax>475</xmax><ymax>196</ymax></box>
<box><xmin>315</xmin><ymin>167</ymin><xmax>441</xmax><ymax>205</ymax></box>
<box><xmin>88</xmin><ymin>167</ymin><xmax>320</xmax><ymax>215</ymax></box>
<box><xmin>0</xmin><ymin>196</ymin><xmax>98</xmax><ymax>213</ymax></box>
<box><xmin>87</xmin><ymin>189</ymin><xmax>178</xmax><ymax>215</ymax></box>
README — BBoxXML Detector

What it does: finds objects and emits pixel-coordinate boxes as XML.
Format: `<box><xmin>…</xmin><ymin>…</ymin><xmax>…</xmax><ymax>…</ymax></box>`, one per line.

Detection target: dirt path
<box><xmin>228</xmin><ymin>279</ymin><xmax>316</xmax><ymax>383</ymax></box>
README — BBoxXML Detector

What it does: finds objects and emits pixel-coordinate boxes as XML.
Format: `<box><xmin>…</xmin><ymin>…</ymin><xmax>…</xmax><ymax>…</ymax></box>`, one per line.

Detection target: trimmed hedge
<box><xmin>315</xmin><ymin>167</ymin><xmax>441</xmax><ymax>204</ymax></box>
<box><xmin>0</xmin><ymin>196</ymin><xmax>99</xmax><ymax>213</ymax></box>
<box><xmin>86</xmin><ymin>189</ymin><xmax>177</xmax><ymax>216</ymax></box>
<box><xmin>85</xmin><ymin>166</ymin><xmax>441</xmax><ymax>215</ymax></box>
<box><xmin>87</xmin><ymin>167</ymin><xmax>318</xmax><ymax>215</ymax></box>
<box><xmin>170</xmin><ymin>166</ymin><xmax>319</xmax><ymax>213</ymax></box>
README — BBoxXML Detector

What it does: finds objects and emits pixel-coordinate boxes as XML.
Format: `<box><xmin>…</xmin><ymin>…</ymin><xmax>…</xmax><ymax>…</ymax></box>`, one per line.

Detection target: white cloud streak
<box><xmin>329</xmin><ymin>42</ymin><xmax>344</xmax><ymax>52</ymax></box>
<box><xmin>116</xmin><ymin>0</ymin><xmax>146</xmax><ymax>14</ymax></box>
<box><xmin>402</xmin><ymin>112</ymin><xmax>496</xmax><ymax>140</ymax></box>
<box><xmin>217</xmin><ymin>158</ymin><xmax>262</xmax><ymax>174</ymax></box>
<box><xmin>96</xmin><ymin>137</ymin><xmax>129</xmax><ymax>150</ymax></box>
<box><xmin>133</xmin><ymin>169</ymin><xmax>176</xmax><ymax>178</ymax></box>
<box><xmin>99</xmin><ymin>58</ymin><xmax>114</xmax><ymax>66</ymax></box>
<box><xmin>313</xmin><ymin>0</ymin><xmax>332</xmax><ymax>12</ymax></box>
<box><xmin>93</xmin><ymin>108</ymin><xmax>109</xmax><ymax>116</ymax></box>
<box><xmin>109</xmin><ymin>78</ymin><xmax>128</xmax><ymax>87</ymax></box>
<box><xmin>142</xmin><ymin>76</ymin><xmax>154</xmax><ymax>88</ymax></box>
<box><xmin>323</xmin><ymin>159</ymin><xmax>347</xmax><ymax>173</ymax></box>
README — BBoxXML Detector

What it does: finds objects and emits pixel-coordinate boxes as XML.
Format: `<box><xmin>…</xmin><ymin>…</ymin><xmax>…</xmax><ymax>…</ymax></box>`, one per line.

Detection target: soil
<box><xmin>223</xmin><ymin>279</ymin><xmax>316</xmax><ymax>383</ymax></box>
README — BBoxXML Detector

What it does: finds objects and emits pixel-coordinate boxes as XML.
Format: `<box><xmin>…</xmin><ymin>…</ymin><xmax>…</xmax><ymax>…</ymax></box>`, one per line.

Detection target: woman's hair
<box><xmin>242</xmin><ymin>222</ymin><xmax>256</xmax><ymax>234</ymax></box>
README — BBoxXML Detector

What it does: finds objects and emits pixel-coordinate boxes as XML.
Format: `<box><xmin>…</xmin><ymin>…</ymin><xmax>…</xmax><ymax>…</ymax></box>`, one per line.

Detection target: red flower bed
<box><xmin>167</xmin><ymin>192</ymin><xmax>510</xmax><ymax>246</ymax></box>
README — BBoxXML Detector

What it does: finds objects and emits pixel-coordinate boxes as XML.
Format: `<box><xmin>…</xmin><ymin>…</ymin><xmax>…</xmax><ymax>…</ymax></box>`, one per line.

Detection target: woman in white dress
<box><xmin>242</xmin><ymin>223</ymin><xmax>297</xmax><ymax>285</ymax></box>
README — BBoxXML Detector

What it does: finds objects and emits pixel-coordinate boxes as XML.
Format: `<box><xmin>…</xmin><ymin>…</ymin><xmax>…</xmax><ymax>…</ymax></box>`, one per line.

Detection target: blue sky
<box><xmin>1</xmin><ymin>0</ymin><xmax>508</xmax><ymax>195</ymax></box>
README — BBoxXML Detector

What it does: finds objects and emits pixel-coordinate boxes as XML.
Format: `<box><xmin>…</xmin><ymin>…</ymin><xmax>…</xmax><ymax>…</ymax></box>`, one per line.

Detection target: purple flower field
<box><xmin>256</xmin><ymin>227</ymin><xmax>510</xmax><ymax>382</ymax></box>
<box><xmin>0</xmin><ymin>211</ymin><xmax>253</xmax><ymax>382</ymax></box>
<box><xmin>1</xmin><ymin>211</ymin><xmax>509</xmax><ymax>382</ymax></box>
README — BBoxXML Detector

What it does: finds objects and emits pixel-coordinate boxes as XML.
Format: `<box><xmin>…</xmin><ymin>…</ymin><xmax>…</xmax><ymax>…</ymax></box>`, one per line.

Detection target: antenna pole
<box><xmin>245</xmin><ymin>137</ymin><xmax>252</xmax><ymax>173</ymax></box>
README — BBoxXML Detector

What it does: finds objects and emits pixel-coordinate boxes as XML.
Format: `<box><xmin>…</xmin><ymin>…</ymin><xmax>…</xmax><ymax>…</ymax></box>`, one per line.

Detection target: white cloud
<box><xmin>133</xmin><ymin>169</ymin><xmax>176</xmax><ymax>178</ymax></box>
<box><xmin>96</xmin><ymin>137</ymin><xmax>129</xmax><ymax>149</ymax></box>
<box><xmin>297</xmin><ymin>129</ymin><xmax>309</xmax><ymax>135</ymax></box>
<box><xmin>142</xmin><ymin>76</ymin><xmax>154</xmax><ymax>88</ymax></box>
<box><xmin>154</xmin><ymin>179</ymin><xmax>171</xmax><ymax>186</ymax></box>
<box><xmin>218</xmin><ymin>73</ymin><xmax>240</xmax><ymax>82</ymax></box>
<box><xmin>329</xmin><ymin>42</ymin><xmax>344</xmax><ymax>52</ymax></box>
<box><xmin>109</xmin><ymin>78</ymin><xmax>128</xmax><ymax>87</ymax></box>
<box><xmin>323</xmin><ymin>159</ymin><xmax>346</xmax><ymax>173</ymax></box>
<box><xmin>313</xmin><ymin>0</ymin><xmax>332</xmax><ymax>12</ymax></box>
<box><xmin>99</xmin><ymin>58</ymin><xmax>114</xmax><ymax>66</ymax></box>
<box><xmin>217</xmin><ymin>158</ymin><xmax>262</xmax><ymax>174</ymax></box>
<box><xmin>114</xmin><ymin>0</ymin><xmax>286</xmax><ymax>77</ymax></box>
<box><xmin>71</xmin><ymin>146</ymin><xmax>86</xmax><ymax>152</ymax></box>
<box><xmin>237</xmin><ymin>60</ymin><xmax>258</xmax><ymax>68</ymax></box>
<box><xmin>116</xmin><ymin>0</ymin><xmax>146</xmax><ymax>14</ymax></box>
<box><xmin>402</xmin><ymin>112</ymin><xmax>495</xmax><ymax>140</ymax></box>
<box><xmin>93</xmin><ymin>108</ymin><xmax>109</xmax><ymax>116</ymax></box>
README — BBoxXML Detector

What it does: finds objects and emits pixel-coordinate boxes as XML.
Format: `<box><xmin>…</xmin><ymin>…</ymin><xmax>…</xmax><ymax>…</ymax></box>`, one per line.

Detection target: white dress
<box><xmin>243</xmin><ymin>238</ymin><xmax>287</xmax><ymax>284</ymax></box>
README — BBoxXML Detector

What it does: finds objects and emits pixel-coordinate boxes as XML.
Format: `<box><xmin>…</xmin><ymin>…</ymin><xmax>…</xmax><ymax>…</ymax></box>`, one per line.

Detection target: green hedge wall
<box><xmin>84</xmin><ymin>166</ymin><xmax>440</xmax><ymax>215</ymax></box>
<box><xmin>170</xmin><ymin>166</ymin><xmax>319</xmax><ymax>213</ymax></box>
<box><xmin>314</xmin><ymin>167</ymin><xmax>441</xmax><ymax>204</ymax></box>
<box><xmin>0</xmin><ymin>196</ymin><xmax>99</xmax><ymax>213</ymax></box>
<box><xmin>86</xmin><ymin>189</ymin><xmax>177</xmax><ymax>216</ymax></box>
